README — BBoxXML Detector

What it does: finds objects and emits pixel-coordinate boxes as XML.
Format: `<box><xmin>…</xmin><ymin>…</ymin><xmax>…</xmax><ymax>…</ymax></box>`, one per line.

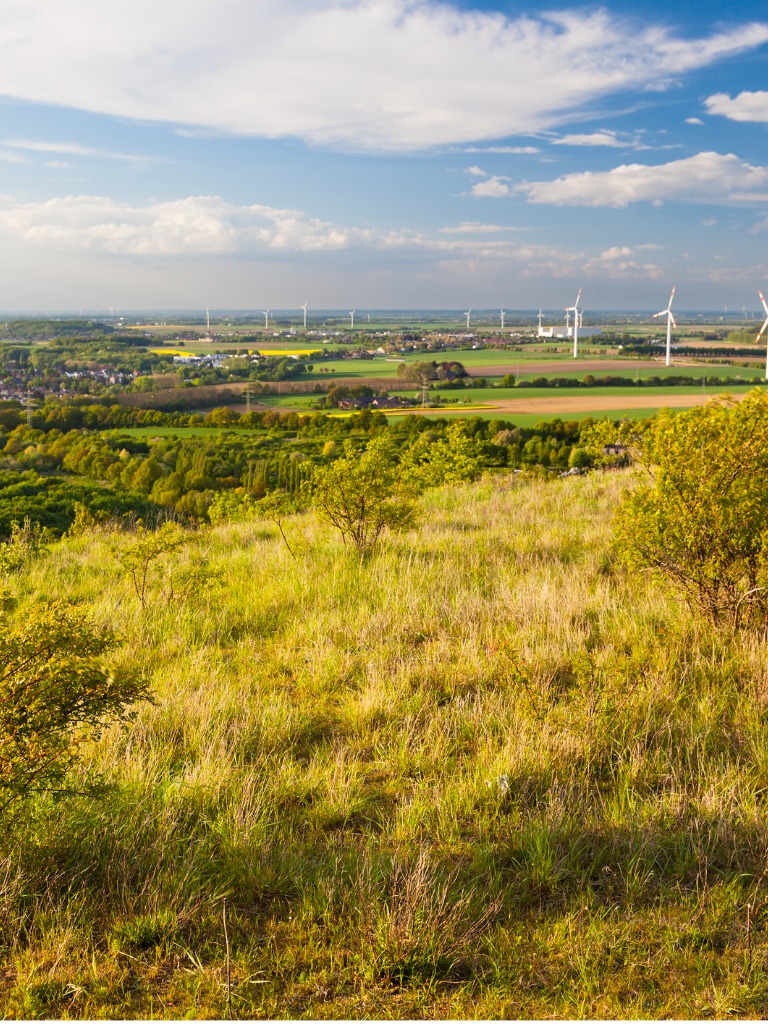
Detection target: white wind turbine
<box><xmin>348</xmin><ymin>310</ymin><xmax>355</xmax><ymax>328</ymax></box>
<box><xmin>756</xmin><ymin>291</ymin><xmax>768</xmax><ymax>379</ymax></box>
<box><xmin>301</xmin><ymin>302</ymin><xmax>308</xmax><ymax>329</ymax></box>
<box><xmin>652</xmin><ymin>287</ymin><xmax>676</xmax><ymax>367</ymax></box>
<box><xmin>537</xmin><ymin>309</ymin><xmax>543</xmax><ymax>336</ymax></box>
<box><xmin>464</xmin><ymin>309</ymin><xmax>472</xmax><ymax>330</ymax></box>
<box><xmin>566</xmin><ymin>289</ymin><xmax>582</xmax><ymax>358</ymax></box>
<box><xmin>262</xmin><ymin>308</ymin><xmax>270</xmax><ymax>329</ymax></box>
<box><xmin>500</xmin><ymin>309</ymin><xmax>506</xmax><ymax>330</ymax></box>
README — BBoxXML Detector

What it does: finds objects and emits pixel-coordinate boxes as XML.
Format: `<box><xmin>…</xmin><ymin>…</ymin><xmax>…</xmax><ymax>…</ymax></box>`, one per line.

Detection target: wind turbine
<box><xmin>500</xmin><ymin>309</ymin><xmax>506</xmax><ymax>330</ymax></box>
<box><xmin>756</xmin><ymin>291</ymin><xmax>768</xmax><ymax>379</ymax></box>
<box><xmin>348</xmin><ymin>310</ymin><xmax>355</xmax><ymax>328</ymax></box>
<box><xmin>566</xmin><ymin>289</ymin><xmax>582</xmax><ymax>358</ymax></box>
<box><xmin>262</xmin><ymin>309</ymin><xmax>270</xmax><ymax>329</ymax></box>
<box><xmin>205</xmin><ymin>307</ymin><xmax>210</xmax><ymax>333</ymax></box>
<box><xmin>537</xmin><ymin>309</ymin><xmax>543</xmax><ymax>336</ymax></box>
<box><xmin>301</xmin><ymin>302</ymin><xmax>308</xmax><ymax>329</ymax></box>
<box><xmin>464</xmin><ymin>309</ymin><xmax>472</xmax><ymax>330</ymax></box>
<box><xmin>652</xmin><ymin>287</ymin><xmax>676</xmax><ymax>367</ymax></box>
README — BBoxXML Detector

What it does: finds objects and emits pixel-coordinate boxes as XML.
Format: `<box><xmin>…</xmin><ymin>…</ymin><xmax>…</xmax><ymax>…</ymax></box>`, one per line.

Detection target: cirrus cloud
<box><xmin>0</xmin><ymin>2</ymin><xmax>766</xmax><ymax>152</ymax></box>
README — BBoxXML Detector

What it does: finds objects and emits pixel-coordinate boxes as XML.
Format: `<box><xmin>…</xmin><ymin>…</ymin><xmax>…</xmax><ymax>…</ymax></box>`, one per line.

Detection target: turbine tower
<box><xmin>537</xmin><ymin>309</ymin><xmax>543</xmax><ymax>336</ymax></box>
<box><xmin>465</xmin><ymin>309</ymin><xmax>472</xmax><ymax>330</ymax></box>
<box><xmin>301</xmin><ymin>302</ymin><xmax>308</xmax><ymax>329</ymax></box>
<box><xmin>206</xmin><ymin>307</ymin><xmax>210</xmax><ymax>333</ymax></box>
<box><xmin>566</xmin><ymin>289</ymin><xmax>582</xmax><ymax>358</ymax></box>
<box><xmin>348</xmin><ymin>310</ymin><xmax>355</xmax><ymax>328</ymax></box>
<box><xmin>262</xmin><ymin>309</ymin><xmax>270</xmax><ymax>329</ymax></box>
<box><xmin>756</xmin><ymin>291</ymin><xmax>768</xmax><ymax>379</ymax></box>
<box><xmin>500</xmin><ymin>309</ymin><xmax>506</xmax><ymax>330</ymax></box>
<box><xmin>652</xmin><ymin>287</ymin><xmax>676</xmax><ymax>367</ymax></box>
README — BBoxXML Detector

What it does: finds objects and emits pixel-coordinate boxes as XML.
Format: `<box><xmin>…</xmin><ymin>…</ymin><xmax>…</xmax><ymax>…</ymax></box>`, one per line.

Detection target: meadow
<box><xmin>2</xmin><ymin>468</ymin><xmax>768</xmax><ymax>1017</ymax></box>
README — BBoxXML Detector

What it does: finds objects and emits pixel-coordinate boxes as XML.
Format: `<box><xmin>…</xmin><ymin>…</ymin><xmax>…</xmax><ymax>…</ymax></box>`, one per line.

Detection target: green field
<box><xmin>295</xmin><ymin>355</ymin><xmax>764</xmax><ymax>382</ymax></box>
<box><xmin>430</xmin><ymin>383</ymin><xmax>759</xmax><ymax>402</ymax></box>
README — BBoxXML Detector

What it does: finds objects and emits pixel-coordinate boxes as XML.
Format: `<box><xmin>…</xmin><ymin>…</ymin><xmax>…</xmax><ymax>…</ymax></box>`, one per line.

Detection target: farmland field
<box><xmin>249</xmin><ymin>382</ymin><xmax>760</xmax><ymax>424</ymax></box>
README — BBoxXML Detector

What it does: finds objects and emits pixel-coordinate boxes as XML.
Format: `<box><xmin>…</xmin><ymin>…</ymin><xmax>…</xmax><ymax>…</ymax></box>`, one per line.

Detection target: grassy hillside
<box><xmin>2</xmin><ymin>470</ymin><xmax>768</xmax><ymax>1018</ymax></box>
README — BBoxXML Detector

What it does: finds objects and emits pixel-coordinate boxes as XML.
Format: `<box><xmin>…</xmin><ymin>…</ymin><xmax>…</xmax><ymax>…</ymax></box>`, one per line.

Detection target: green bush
<box><xmin>0</xmin><ymin>602</ymin><xmax>150</xmax><ymax>811</ymax></box>
<box><xmin>307</xmin><ymin>435</ymin><xmax>417</xmax><ymax>554</ymax></box>
<box><xmin>616</xmin><ymin>390</ymin><xmax>768</xmax><ymax>627</ymax></box>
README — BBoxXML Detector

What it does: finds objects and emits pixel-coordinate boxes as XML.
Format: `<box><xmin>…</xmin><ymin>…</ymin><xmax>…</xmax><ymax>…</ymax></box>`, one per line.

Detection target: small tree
<box><xmin>615</xmin><ymin>391</ymin><xmax>768</xmax><ymax>627</ymax></box>
<box><xmin>256</xmin><ymin>489</ymin><xmax>305</xmax><ymax>559</ymax></box>
<box><xmin>0</xmin><ymin>602</ymin><xmax>150</xmax><ymax>811</ymax></box>
<box><xmin>400</xmin><ymin>422</ymin><xmax>485</xmax><ymax>490</ymax></box>
<box><xmin>307</xmin><ymin>436</ymin><xmax>417</xmax><ymax>555</ymax></box>
<box><xmin>112</xmin><ymin>522</ymin><xmax>214</xmax><ymax>609</ymax></box>
<box><xmin>568</xmin><ymin>447</ymin><xmax>591</xmax><ymax>470</ymax></box>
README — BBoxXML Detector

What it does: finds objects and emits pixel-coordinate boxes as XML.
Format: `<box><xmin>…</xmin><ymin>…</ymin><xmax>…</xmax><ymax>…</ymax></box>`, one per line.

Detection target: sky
<box><xmin>2</xmin><ymin>0</ymin><xmax>768</xmax><ymax>313</ymax></box>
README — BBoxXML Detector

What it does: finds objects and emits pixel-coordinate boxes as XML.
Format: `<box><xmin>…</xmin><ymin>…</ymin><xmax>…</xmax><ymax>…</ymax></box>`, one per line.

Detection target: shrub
<box><xmin>0</xmin><ymin>602</ymin><xmax>150</xmax><ymax>811</ymax></box>
<box><xmin>0</xmin><ymin>517</ymin><xmax>51</xmax><ymax>574</ymax></box>
<box><xmin>112</xmin><ymin>522</ymin><xmax>215</xmax><ymax>608</ymax></box>
<box><xmin>307</xmin><ymin>435</ymin><xmax>417</xmax><ymax>555</ymax></box>
<box><xmin>616</xmin><ymin>391</ymin><xmax>768</xmax><ymax>627</ymax></box>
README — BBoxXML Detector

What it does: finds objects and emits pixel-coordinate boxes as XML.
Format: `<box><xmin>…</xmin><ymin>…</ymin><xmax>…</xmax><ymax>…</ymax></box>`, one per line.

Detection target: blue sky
<box><xmin>1</xmin><ymin>1</ymin><xmax>768</xmax><ymax>312</ymax></box>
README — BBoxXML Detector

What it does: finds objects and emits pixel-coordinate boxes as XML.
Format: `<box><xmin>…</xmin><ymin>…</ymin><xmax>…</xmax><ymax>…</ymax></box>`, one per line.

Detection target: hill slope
<box><xmin>1</xmin><ymin>471</ymin><xmax>767</xmax><ymax>1018</ymax></box>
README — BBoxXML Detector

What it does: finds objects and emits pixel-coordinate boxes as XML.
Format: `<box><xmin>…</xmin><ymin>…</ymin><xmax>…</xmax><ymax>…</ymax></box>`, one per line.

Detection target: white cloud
<box><xmin>462</xmin><ymin>146</ymin><xmax>540</xmax><ymax>154</ymax></box>
<box><xmin>0</xmin><ymin>195</ymin><xmax>392</xmax><ymax>256</ymax></box>
<box><xmin>466</xmin><ymin>165</ymin><xmax>487</xmax><ymax>177</ymax></box>
<box><xmin>0</xmin><ymin>193</ymin><xmax>537</xmax><ymax>258</ymax></box>
<box><xmin>439</xmin><ymin>222</ymin><xmax>521</xmax><ymax>234</ymax></box>
<box><xmin>552</xmin><ymin>131</ymin><xmax>625</xmax><ymax>147</ymax></box>
<box><xmin>1</xmin><ymin>139</ymin><xmax>157</xmax><ymax>162</ymax></box>
<box><xmin>0</xmin><ymin>192</ymin><xmax>578</xmax><ymax>276</ymax></box>
<box><xmin>517</xmin><ymin>152</ymin><xmax>768</xmax><ymax>207</ymax></box>
<box><xmin>0</xmin><ymin>3</ymin><xmax>766</xmax><ymax>152</ymax></box>
<box><xmin>470</xmin><ymin>176</ymin><xmax>512</xmax><ymax>198</ymax></box>
<box><xmin>705</xmin><ymin>91</ymin><xmax>768</xmax><ymax>123</ymax></box>
<box><xmin>581</xmin><ymin>245</ymin><xmax>662</xmax><ymax>279</ymax></box>
<box><xmin>685</xmin><ymin>117</ymin><xmax>705</xmax><ymax>125</ymax></box>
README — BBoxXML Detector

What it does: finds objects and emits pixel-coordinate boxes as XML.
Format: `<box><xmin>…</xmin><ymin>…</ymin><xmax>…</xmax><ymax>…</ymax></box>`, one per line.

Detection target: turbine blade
<box><xmin>670</xmin><ymin>313</ymin><xmax>677</xmax><ymax>329</ymax></box>
<box><xmin>668</xmin><ymin>286</ymin><xmax>676</xmax><ymax>308</ymax></box>
<box><xmin>574</xmin><ymin>288</ymin><xmax>582</xmax><ymax>307</ymax></box>
<box><xmin>757</xmin><ymin>316</ymin><xmax>768</xmax><ymax>343</ymax></box>
<box><xmin>760</xmin><ymin>291</ymin><xmax>768</xmax><ymax>316</ymax></box>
